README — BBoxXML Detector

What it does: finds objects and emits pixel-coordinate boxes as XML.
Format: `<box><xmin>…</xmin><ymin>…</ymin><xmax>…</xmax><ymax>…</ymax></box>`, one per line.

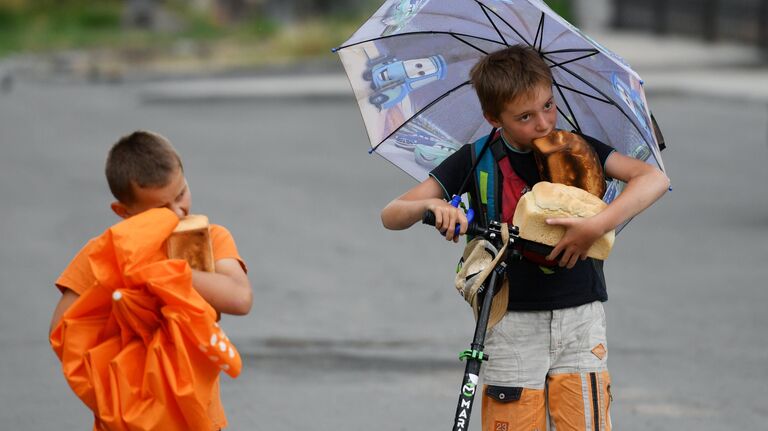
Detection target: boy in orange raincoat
<box><xmin>49</xmin><ymin>130</ymin><xmax>253</xmax><ymax>430</ymax></box>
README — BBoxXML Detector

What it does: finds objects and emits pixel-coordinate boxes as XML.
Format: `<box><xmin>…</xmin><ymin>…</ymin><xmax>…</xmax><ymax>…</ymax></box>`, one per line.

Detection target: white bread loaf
<box><xmin>512</xmin><ymin>182</ymin><xmax>615</xmax><ymax>260</ymax></box>
<box><xmin>167</xmin><ymin>214</ymin><xmax>215</xmax><ymax>272</ymax></box>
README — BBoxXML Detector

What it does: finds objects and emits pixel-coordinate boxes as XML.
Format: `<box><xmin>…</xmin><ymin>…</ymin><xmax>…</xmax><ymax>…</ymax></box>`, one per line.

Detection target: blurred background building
<box><xmin>611</xmin><ymin>0</ymin><xmax>768</xmax><ymax>49</ymax></box>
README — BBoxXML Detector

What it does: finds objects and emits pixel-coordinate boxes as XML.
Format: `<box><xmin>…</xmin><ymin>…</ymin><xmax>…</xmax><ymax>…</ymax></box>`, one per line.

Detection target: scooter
<box><xmin>422</xmin><ymin>211</ymin><xmax>526</xmax><ymax>431</ymax></box>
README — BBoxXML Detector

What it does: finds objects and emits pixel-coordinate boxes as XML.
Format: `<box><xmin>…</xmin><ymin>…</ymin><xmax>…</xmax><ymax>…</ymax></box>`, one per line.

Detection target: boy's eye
<box><xmin>544</xmin><ymin>101</ymin><xmax>553</xmax><ymax>110</ymax></box>
<box><xmin>519</xmin><ymin>114</ymin><xmax>530</xmax><ymax>121</ymax></box>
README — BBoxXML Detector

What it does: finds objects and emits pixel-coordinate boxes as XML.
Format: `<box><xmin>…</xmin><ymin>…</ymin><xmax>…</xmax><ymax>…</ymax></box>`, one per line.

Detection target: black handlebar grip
<box><xmin>423</xmin><ymin>210</ymin><xmax>487</xmax><ymax>237</ymax></box>
<box><xmin>422</xmin><ymin>210</ymin><xmax>437</xmax><ymax>226</ymax></box>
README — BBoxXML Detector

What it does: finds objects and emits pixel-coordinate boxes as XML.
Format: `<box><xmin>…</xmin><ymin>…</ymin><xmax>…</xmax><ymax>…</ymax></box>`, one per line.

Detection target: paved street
<box><xmin>1</xmin><ymin>77</ymin><xmax>767</xmax><ymax>430</ymax></box>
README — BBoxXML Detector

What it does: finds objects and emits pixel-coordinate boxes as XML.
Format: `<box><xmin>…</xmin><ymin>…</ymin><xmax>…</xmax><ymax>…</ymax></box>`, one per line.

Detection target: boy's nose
<box><xmin>535</xmin><ymin>115</ymin><xmax>549</xmax><ymax>131</ymax></box>
<box><xmin>169</xmin><ymin>205</ymin><xmax>188</xmax><ymax>218</ymax></box>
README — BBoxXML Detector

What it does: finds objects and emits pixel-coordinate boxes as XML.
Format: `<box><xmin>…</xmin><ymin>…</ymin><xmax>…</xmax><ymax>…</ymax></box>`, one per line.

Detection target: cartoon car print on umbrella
<box><xmin>382</xmin><ymin>0</ymin><xmax>430</xmax><ymax>35</ymax></box>
<box><xmin>414</xmin><ymin>140</ymin><xmax>462</xmax><ymax>169</ymax></box>
<box><xmin>364</xmin><ymin>54</ymin><xmax>447</xmax><ymax>110</ymax></box>
<box><xmin>394</xmin><ymin>129</ymin><xmax>443</xmax><ymax>150</ymax></box>
<box><xmin>611</xmin><ymin>73</ymin><xmax>651</xmax><ymax>136</ymax></box>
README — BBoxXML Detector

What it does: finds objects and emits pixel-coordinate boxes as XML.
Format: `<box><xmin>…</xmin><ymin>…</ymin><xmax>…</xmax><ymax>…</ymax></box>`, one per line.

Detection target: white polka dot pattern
<box><xmin>196</xmin><ymin>324</ymin><xmax>241</xmax><ymax>378</ymax></box>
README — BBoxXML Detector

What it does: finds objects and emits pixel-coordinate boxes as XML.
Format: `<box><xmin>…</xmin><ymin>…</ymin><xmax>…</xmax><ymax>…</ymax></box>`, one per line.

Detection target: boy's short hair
<box><xmin>470</xmin><ymin>45</ymin><xmax>553</xmax><ymax>119</ymax></box>
<box><xmin>105</xmin><ymin>131</ymin><xmax>183</xmax><ymax>204</ymax></box>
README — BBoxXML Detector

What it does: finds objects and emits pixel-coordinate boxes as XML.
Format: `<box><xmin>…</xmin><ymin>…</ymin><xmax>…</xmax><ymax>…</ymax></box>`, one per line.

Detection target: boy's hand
<box><xmin>545</xmin><ymin>217</ymin><xmax>605</xmax><ymax>268</ymax></box>
<box><xmin>427</xmin><ymin>200</ymin><xmax>468</xmax><ymax>243</ymax></box>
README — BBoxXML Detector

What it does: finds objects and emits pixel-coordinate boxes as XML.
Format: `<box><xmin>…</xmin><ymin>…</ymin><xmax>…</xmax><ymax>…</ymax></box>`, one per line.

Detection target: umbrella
<box><xmin>333</xmin><ymin>0</ymin><xmax>667</xmax><ymax>211</ymax></box>
<box><xmin>50</xmin><ymin>208</ymin><xmax>242</xmax><ymax>431</ymax></box>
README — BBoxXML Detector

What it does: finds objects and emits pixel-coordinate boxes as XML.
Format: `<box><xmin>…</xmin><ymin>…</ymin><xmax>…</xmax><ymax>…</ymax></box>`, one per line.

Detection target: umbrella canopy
<box><xmin>50</xmin><ymin>208</ymin><xmax>242</xmax><ymax>431</ymax></box>
<box><xmin>334</xmin><ymin>0</ymin><xmax>666</xmax><ymax>205</ymax></box>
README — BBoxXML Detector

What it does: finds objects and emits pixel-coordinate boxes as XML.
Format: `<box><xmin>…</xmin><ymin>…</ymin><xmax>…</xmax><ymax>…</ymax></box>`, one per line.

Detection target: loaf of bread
<box><xmin>512</xmin><ymin>182</ymin><xmax>615</xmax><ymax>260</ymax></box>
<box><xmin>167</xmin><ymin>214</ymin><xmax>215</xmax><ymax>272</ymax></box>
<box><xmin>532</xmin><ymin>130</ymin><xmax>606</xmax><ymax>198</ymax></box>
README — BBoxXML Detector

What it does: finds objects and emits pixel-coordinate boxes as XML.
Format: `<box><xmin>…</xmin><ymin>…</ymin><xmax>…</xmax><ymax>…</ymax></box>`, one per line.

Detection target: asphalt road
<box><xmin>1</xmin><ymin>79</ymin><xmax>767</xmax><ymax>430</ymax></box>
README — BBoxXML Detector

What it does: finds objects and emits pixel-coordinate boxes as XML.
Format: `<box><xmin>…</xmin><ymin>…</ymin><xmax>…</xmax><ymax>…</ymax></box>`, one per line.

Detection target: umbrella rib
<box><xmin>550</xmin><ymin>61</ymin><xmax>655</xmax><ymax>148</ymax></box>
<box><xmin>451</xmin><ymin>34</ymin><xmax>489</xmax><ymax>55</ymax></box>
<box><xmin>555</xmin><ymin>74</ymin><xmax>615</xmax><ymax>149</ymax></box>
<box><xmin>334</xmin><ymin>31</ymin><xmax>507</xmax><ymax>51</ymax></box>
<box><xmin>372</xmin><ymin>81</ymin><xmax>471</xmax><ymax>152</ymax></box>
<box><xmin>477</xmin><ymin>1</ymin><xmax>531</xmax><ymax>46</ymax></box>
<box><xmin>533</xmin><ymin>12</ymin><xmax>545</xmax><ymax>51</ymax></box>
<box><xmin>476</xmin><ymin>0</ymin><xmax>509</xmax><ymax>46</ymax></box>
<box><xmin>548</xmin><ymin>51</ymin><xmax>600</xmax><ymax>68</ymax></box>
<box><xmin>553</xmin><ymin>82</ymin><xmax>612</xmax><ymax>104</ymax></box>
<box><xmin>542</xmin><ymin>48</ymin><xmax>601</xmax><ymax>55</ymax></box>
<box><xmin>553</xmin><ymin>80</ymin><xmax>581</xmax><ymax>132</ymax></box>
<box><xmin>556</xmin><ymin>105</ymin><xmax>580</xmax><ymax>131</ymax></box>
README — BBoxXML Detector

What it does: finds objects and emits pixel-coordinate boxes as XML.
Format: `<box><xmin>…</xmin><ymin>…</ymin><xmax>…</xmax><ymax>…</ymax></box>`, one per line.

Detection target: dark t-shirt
<box><xmin>430</xmin><ymin>132</ymin><xmax>615</xmax><ymax>311</ymax></box>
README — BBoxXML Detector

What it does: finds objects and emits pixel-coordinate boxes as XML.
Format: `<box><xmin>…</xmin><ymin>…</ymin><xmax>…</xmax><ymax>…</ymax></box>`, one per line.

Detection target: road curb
<box><xmin>139</xmin><ymin>75</ymin><xmax>354</xmax><ymax>104</ymax></box>
<box><xmin>138</xmin><ymin>71</ymin><xmax>768</xmax><ymax>105</ymax></box>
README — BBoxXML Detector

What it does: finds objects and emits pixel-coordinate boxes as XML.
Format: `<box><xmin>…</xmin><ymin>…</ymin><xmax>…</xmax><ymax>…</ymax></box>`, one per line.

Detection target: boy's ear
<box><xmin>110</xmin><ymin>201</ymin><xmax>131</xmax><ymax>219</ymax></box>
<box><xmin>484</xmin><ymin>112</ymin><xmax>502</xmax><ymax>128</ymax></box>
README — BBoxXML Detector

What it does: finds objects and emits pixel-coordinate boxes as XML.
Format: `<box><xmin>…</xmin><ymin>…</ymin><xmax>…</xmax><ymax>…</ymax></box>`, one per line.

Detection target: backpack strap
<box><xmin>468</xmin><ymin>138</ymin><xmax>486</xmax><ymax>227</ymax></box>
<box><xmin>473</xmin><ymin>136</ymin><xmax>530</xmax><ymax>226</ymax></box>
<box><xmin>471</xmin><ymin>134</ymin><xmax>502</xmax><ymax>225</ymax></box>
<box><xmin>456</xmin><ymin>129</ymin><xmax>497</xmax><ymax>229</ymax></box>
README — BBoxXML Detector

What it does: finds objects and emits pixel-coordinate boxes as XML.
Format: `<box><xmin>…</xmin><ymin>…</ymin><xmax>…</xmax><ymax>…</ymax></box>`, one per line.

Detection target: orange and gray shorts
<box><xmin>481</xmin><ymin>301</ymin><xmax>612</xmax><ymax>431</ymax></box>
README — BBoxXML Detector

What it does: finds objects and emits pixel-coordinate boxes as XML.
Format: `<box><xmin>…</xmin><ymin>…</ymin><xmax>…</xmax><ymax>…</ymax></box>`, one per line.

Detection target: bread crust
<box><xmin>166</xmin><ymin>215</ymin><xmax>215</xmax><ymax>272</ymax></box>
<box><xmin>532</xmin><ymin>130</ymin><xmax>606</xmax><ymax>198</ymax></box>
<box><xmin>513</xmin><ymin>182</ymin><xmax>615</xmax><ymax>260</ymax></box>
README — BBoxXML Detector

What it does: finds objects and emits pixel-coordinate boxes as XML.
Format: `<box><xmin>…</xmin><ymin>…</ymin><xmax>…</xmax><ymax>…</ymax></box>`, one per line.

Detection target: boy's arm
<box><xmin>49</xmin><ymin>288</ymin><xmax>80</xmax><ymax>335</ymax></box>
<box><xmin>191</xmin><ymin>258</ymin><xmax>252</xmax><ymax>315</ymax></box>
<box><xmin>546</xmin><ymin>151</ymin><xmax>670</xmax><ymax>268</ymax></box>
<box><xmin>381</xmin><ymin>177</ymin><xmax>468</xmax><ymax>242</ymax></box>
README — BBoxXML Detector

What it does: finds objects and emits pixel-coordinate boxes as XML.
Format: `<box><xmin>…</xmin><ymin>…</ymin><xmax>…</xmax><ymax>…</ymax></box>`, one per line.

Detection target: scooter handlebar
<box><xmin>422</xmin><ymin>211</ymin><xmax>525</xmax><ymax>246</ymax></box>
<box><xmin>422</xmin><ymin>211</ymin><xmax>560</xmax><ymax>266</ymax></box>
<box><xmin>422</xmin><ymin>210</ymin><xmax>486</xmax><ymax>238</ymax></box>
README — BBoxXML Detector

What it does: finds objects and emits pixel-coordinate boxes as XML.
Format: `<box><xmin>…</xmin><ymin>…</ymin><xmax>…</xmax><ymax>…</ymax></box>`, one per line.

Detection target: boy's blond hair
<box><xmin>105</xmin><ymin>131</ymin><xmax>183</xmax><ymax>205</ymax></box>
<box><xmin>470</xmin><ymin>45</ymin><xmax>553</xmax><ymax>119</ymax></box>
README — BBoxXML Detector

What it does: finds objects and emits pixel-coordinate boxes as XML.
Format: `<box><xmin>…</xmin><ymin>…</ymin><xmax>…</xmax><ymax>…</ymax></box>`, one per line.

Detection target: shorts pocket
<box><xmin>485</xmin><ymin>385</ymin><xmax>523</xmax><ymax>402</ymax></box>
<box><xmin>482</xmin><ymin>386</ymin><xmax>547</xmax><ymax>431</ymax></box>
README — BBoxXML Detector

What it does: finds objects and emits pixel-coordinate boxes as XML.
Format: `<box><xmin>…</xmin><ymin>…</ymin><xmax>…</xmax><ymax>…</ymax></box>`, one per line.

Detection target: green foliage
<box><xmin>76</xmin><ymin>6</ymin><xmax>120</xmax><ymax>30</ymax></box>
<box><xmin>179</xmin><ymin>13</ymin><xmax>222</xmax><ymax>40</ymax></box>
<box><xmin>243</xmin><ymin>18</ymin><xmax>280</xmax><ymax>39</ymax></box>
<box><xmin>0</xmin><ymin>7</ymin><xmax>20</xmax><ymax>29</ymax></box>
<box><xmin>0</xmin><ymin>1</ymin><xmax>122</xmax><ymax>56</ymax></box>
<box><xmin>545</xmin><ymin>0</ymin><xmax>573</xmax><ymax>22</ymax></box>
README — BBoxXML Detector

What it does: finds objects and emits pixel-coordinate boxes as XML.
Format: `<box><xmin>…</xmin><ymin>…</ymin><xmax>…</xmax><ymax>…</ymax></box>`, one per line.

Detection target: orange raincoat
<box><xmin>50</xmin><ymin>208</ymin><xmax>242</xmax><ymax>431</ymax></box>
